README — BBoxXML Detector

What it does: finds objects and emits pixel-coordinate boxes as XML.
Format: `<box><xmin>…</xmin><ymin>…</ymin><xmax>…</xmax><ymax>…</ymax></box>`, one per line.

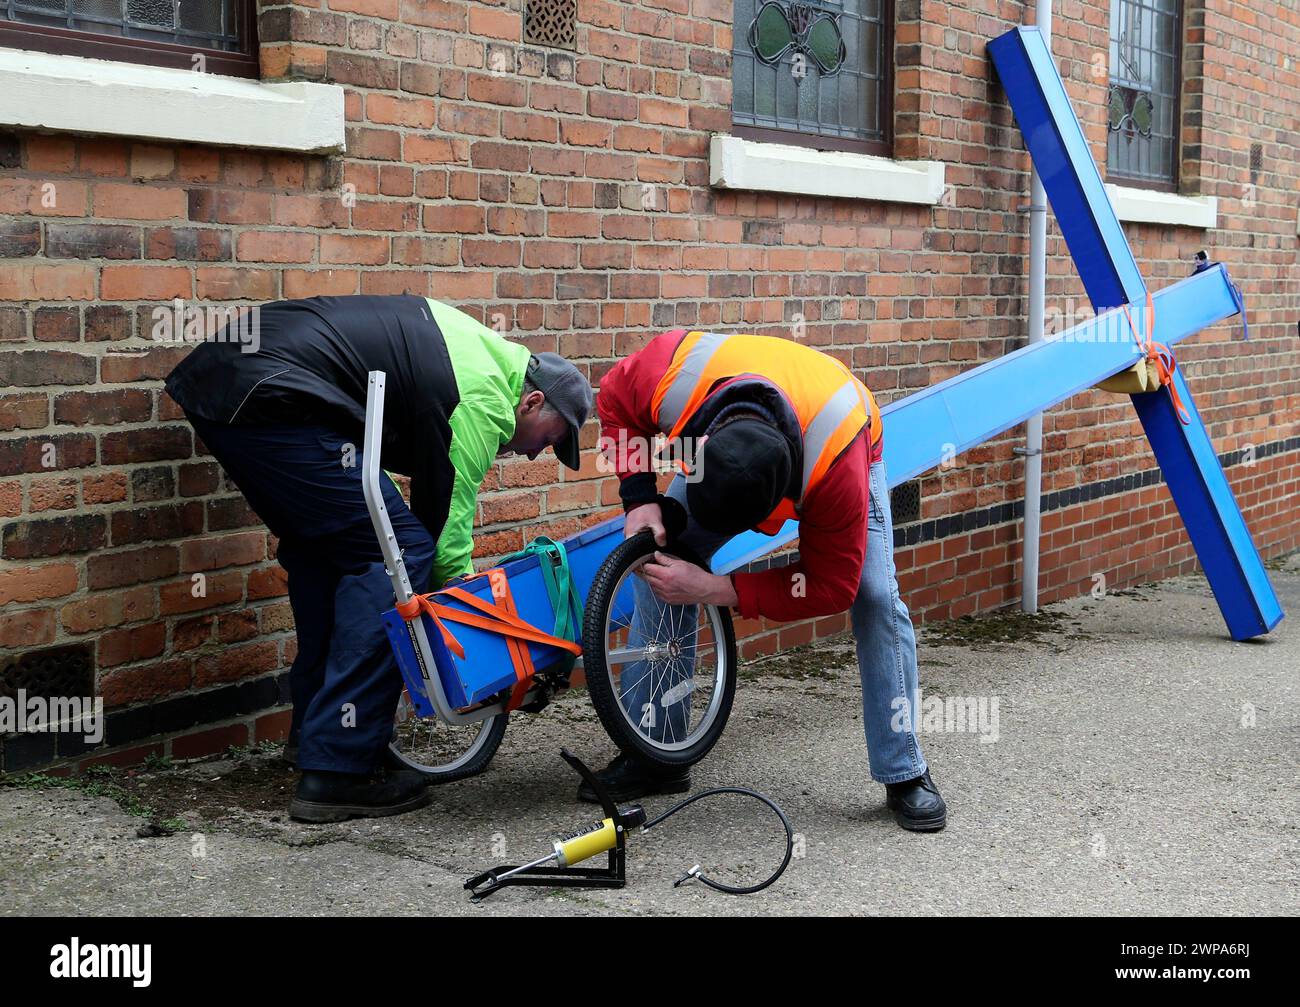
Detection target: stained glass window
<box><xmin>732</xmin><ymin>0</ymin><xmax>891</xmax><ymax>153</ymax></box>
<box><xmin>4</xmin><ymin>0</ymin><xmax>246</xmax><ymax>53</ymax></box>
<box><xmin>1107</xmin><ymin>0</ymin><xmax>1183</xmax><ymax>188</ymax></box>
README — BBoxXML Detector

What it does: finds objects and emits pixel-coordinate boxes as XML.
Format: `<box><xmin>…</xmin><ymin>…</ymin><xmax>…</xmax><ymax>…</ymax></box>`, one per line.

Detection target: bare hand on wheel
<box><xmin>625</xmin><ymin>501</ymin><xmax>667</xmax><ymax>545</ymax></box>
<box><xmin>640</xmin><ymin>551</ymin><xmax>738</xmax><ymax>607</ymax></box>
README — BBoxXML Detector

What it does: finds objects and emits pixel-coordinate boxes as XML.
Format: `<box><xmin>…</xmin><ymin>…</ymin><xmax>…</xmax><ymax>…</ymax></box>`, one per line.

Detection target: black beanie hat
<box><xmin>686</xmin><ymin>417</ymin><xmax>793</xmax><ymax>535</ymax></box>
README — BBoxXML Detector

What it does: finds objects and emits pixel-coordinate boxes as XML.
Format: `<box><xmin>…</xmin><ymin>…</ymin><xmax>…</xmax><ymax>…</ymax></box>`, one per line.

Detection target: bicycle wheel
<box><xmin>389</xmin><ymin>691</ymin><xmax>507</xmax><ymax>782</ymax></box>
<box><xmin>582</xmin><ymin>531</ymin><xmax>737</xmax><ymax>769</ymax></box>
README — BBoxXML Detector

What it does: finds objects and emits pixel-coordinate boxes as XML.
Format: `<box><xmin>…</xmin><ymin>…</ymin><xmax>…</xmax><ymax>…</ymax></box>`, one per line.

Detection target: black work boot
<box><xmin>885</xmin><ymin>769</ymin><xmax>947</xmax><ymax>831</ymax></box>
<box><xmin>289</xmin><ymin>768</ymin><xmax>431</xmax><ymax>823</ymax></box>
<box><xmin>282</xmin><ymin>733</ymin><xmax>299</xmax><ymax>768</ymax></box>
<box><xmin>577</xmin><ymin>753</ymin><xmax>690</xmax><ymax>804</ymax></box>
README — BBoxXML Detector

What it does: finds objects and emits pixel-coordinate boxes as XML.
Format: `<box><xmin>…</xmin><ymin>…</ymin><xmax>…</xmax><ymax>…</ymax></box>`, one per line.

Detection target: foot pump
<box><xmin>465</xmin><ymin>749</ymin><xmax>794</xmax><ymax>902</ymax></box>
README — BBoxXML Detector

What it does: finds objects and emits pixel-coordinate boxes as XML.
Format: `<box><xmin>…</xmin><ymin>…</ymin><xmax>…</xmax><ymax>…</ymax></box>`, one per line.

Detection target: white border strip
<box><xmin>0</xmin><ymin>47</ymin><xmax>345</xmax><ymax>154</ymax></box>
<box><xmin>1106</xmin><ymin>183</ymin><xmax>1217</xmax><ymax>229</ymax></box>
<box><xmin>710</xmin><ymin>134</ymin><xmax>945</xmax><ymax>205</ymax></box>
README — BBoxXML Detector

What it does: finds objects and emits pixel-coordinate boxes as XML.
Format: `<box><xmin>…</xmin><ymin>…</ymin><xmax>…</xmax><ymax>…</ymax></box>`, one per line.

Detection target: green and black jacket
<box><xmin>165</xmin><ymin>294</ymin><xmax>530</xmax><ymax>588</ymax></box>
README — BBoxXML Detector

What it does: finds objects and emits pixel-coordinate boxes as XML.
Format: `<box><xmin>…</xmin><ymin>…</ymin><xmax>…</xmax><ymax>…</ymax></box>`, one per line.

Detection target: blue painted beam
<box><xmin>709</xmin><ymin>264</ymin><xmax>1238</xmax><ymax>575</ymax></box>
<box><xmin>990</xmin><ymin>24</ymin><xmax>1280</xmax><ymax>639</ymax></box>
<box><xmin>713</xmin><ymin>26</ymin><xmax>1282</xmax><ymax>642</ymax></box>
<box><xmin>987</xmin><ymin>26</ymin><xmax>1147</xmax><ymax>310</ymax></box>
<box><xmin>1132</xmin><ymin>372</ymin><xmax>1284</xmax><ymax>639</ymax></box>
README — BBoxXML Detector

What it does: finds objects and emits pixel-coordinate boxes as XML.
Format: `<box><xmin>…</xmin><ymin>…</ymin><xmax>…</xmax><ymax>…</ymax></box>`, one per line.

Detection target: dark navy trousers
<box><xmin>189</xmin><ymin>416</ymin><xmax>436</xmax><ymax>774</ymax></box>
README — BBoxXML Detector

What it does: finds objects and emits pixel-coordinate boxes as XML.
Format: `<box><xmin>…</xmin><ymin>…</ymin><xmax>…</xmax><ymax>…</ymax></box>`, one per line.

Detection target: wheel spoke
<box><xmin>600</xmin><ymin>548</ymin><xmax>731</xmax><ymax>754</ymax></box>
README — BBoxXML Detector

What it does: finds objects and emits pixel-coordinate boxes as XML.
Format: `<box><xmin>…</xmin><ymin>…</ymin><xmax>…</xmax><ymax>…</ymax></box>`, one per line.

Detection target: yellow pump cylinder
<box><xmin>554</xmin><ymin>818</ymin><xmax>617</xmax><ymax>866</ymax></box>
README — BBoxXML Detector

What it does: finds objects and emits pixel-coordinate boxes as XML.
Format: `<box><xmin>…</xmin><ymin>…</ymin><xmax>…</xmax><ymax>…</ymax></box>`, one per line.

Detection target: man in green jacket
<box><xmin>166</xmin><ymin>295</ymin><xmax>592</xmax><ymax>822</ymax></box>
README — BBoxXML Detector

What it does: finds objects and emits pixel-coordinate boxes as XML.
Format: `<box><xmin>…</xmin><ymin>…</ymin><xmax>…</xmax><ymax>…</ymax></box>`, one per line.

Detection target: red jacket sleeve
<box><xmin>597</xmin><ymin>329</ymin><xmax>686</xmax><ymax>510</ymax></box>
<box><xmin>730</xmin><ymin>432</ymin><xmax>873</xmax><ymax>622</ymax></box>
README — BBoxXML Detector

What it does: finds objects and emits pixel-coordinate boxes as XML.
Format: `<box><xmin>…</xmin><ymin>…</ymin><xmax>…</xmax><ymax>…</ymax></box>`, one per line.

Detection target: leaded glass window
<box><xmin>732</xmin><ymin>0</ymin><xmax>891</xmax><ymax>154</ymax></box>
<box><xmin>0</xmin><ymin>0</ymin><xmax>257</xmax><ymax>76</ymax></box>
<box><xmin>4</xmin><ymin>0</ymin><xmax>245</xmax><ymax>51</ymax></box>
<box><xmin>1107</xmin><ymin>0</ymin><xmax>1183</xmax><ymax>188</ymax></box>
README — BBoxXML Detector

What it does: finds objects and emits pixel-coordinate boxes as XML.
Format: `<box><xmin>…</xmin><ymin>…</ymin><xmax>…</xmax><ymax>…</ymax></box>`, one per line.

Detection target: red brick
<box><xmin>54</xmin><ymin>389</ymin><xmax>151</xmax><ymax>427</ymax></box>
<box><xmin>401</xmin><ymin>0</ymin><xmax>463</xmax><ymax>30</ymax></box>
<box><xmin>0</xmin><ymin>607</ymin><xmax>55</xmax><ymax>647</ymax></box>
<box><xmin>0</xmin><ymin>562</ymin><xmax>79</xmax><ymax>604</ymax></box>
<box><xmin>321</xmin><ymin>233</ymin><xmax>390</xmax><ymax>264</ymax></box>
<box><xmin>92</xmin><ymin>183</ymin><xmax>186</xmax><ymax>220</ymax></box>
<box><xmin>193</xmin><ymin>641</ymin><xmax>279</xmax><ymax>687</ymax></box>
<box><xmin>173</xmin><ymin>615</ymin><xmax>214</xmax><ymax>652</ymax></box>
<box><xmin>187</xmin><ymin>189</ymin><xmax>273</xmax><ymax>224</ymax></box>
<box><xmin>195</xmin><ymin>267</ymin><xmax>278</xmax><ymax>301</ymax></box>
<box><xmin>61</xmin><ymin>586</ymin><xmax>155</xmax><ymax>634</ymax></box>
<box><xmin>404</xmin><ymin>133</ymin><xmax>470</xmax><ymax>164</ymax></box>
<box><xmin>236</xmin><ymin>231</ymin><xmax>318</xmax><ymax>263</ymax></box>
<box><xmin>0</xmin><ymin>178</ymin><xmax>88</xmax><ymax>216</ymax></box>
<box><xmin>180</xmin><ymin>532</ymin><xmax>266</xmax><ymax>572</ymax></box>
<box><xmin>84</xmin><ymin>305</ymin><xmax>132</xmax><ymax>342</ymax></box>
<box><xmin>100</xmin><ymin>265</ymin><xmax>192</xmax><ymax>300</ymax></box>
<box><xmin>254</xmin><ymin>708</ymin><xmax>294</xmax><ymax>743</ymax></box>
<box><xmin>282</xmin><ymin>269</ymin><xmax>359</xmax><ymax>298</ymax></box>
<box><xmin>28</xmin><ymin>476</ymin><xmax>78</xmax><ymax>512</ymax></box>
<box><xmin>468</xmin><ymin>5</ymin><xmax>519</xmax><ymax>39</ymax></box>
<box><xmin>0</xmin><ymin>393</ymin><xmax>47</xmax><ymax>431</ymax></box>
<box><xmin>246</xmin><ymin>566</ymin><xmax>289</xmax><ymax>600</ymax></box>
<box><xmin>171</xmin><ymin>723</ymin><xmax>249</xmax><ymax>761</ymax></box>
<box><xmin>159</xmin><ymin>571</ymin><xmax>244</xmax><ymax>614</ymax></box>
<box><xmin>0</xmin><ymin>433</ymin><xmax>97</xmax><ymax>477</ymax></box>
<box><xmin>366</xmin><ymin>93</ymin><xmax>436</xmax><ymax>127</ymax></box>
<box><xmin>78</xmin><ymin>743</ymin><xmax>165</xmax><ymax>772</ymax></box>
<box><xmin>0</xmin><ymin>264</ymin><xmax>96</xmax><ymax>300</ymax></box>
<box><xmin>100</xmin><ymin>427</ymin><xmax>191</xmax><ymax>465</ymax></box>
<box><xmin>97</xmin><ymin>623</ymin><xmax>168</xmax><ymax>670</ymax></box>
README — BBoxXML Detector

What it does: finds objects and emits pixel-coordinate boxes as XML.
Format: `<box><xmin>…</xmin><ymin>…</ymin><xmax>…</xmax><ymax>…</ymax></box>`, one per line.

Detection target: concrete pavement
<box><xmin>2</xmin><ymin>559</ymin><xmax>1297</xmax><ymax>916</ymax></box>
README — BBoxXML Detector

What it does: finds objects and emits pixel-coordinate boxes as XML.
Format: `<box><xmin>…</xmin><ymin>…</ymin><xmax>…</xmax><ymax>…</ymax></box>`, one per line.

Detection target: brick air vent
<box><xmin>0</xmin><ymin>644</ymin><xmax>94</xmax><ymax>704</ymax></box>
<box><xmin>891</xmin><ymin>480</ymin><xmax>922</xmax><ymax>525</ymax></box>
<box><xmin>524</xmin><ymin>0</ymin><xmax>577</xmax><ymax>50</ymax></box>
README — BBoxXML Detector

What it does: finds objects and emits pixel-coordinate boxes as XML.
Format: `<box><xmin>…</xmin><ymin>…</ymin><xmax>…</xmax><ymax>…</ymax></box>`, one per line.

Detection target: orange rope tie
<box><xmin>395</xmin><ymin>593</ymin><xmax>466</xmax><ymax>659</ymax></box>
<box><xmin>396</xmin><ymin>573</ymin><xmax>582</xmax><ymax>713</ymax></box>
<box><xmin>1122</xmin><ymin>289</ymin><xmax>1191</xmax><ymax>426</ymax></box>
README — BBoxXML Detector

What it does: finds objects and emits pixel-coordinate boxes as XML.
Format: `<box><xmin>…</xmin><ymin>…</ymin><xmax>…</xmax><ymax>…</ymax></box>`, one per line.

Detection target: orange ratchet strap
<box><xmin>395</xmin><ymin>570</ymin><xmax>582</xmax><ymax>712</ymax></box>
<box><xmin>1122</xmin><ymin>289</ymin><xmax>1191</xmax><ymax>425</ymax></box>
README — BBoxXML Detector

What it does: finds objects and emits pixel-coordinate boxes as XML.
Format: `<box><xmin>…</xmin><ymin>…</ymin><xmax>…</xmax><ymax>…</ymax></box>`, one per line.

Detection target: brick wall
<box><xmin>1</xmin><ymin>0</ymin><xmax>1296</xmax><ymax>771</ymax></box>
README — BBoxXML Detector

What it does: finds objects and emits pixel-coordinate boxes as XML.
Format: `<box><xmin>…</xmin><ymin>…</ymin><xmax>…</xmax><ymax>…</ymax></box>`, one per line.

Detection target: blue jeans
<box><xmin>624</xmin><ymin>457</ymin><xmax>927</xmax><ymax>783</ymax></box>
<box><xmin>188</xmin><ymin>416</ymin><xmax>435</xmax><ymax>775</ymax></box>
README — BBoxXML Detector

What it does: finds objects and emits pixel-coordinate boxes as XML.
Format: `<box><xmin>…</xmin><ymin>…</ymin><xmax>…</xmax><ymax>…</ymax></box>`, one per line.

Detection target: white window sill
<box><xmin>1105</xmin><ymin>183</ymin><xmax>1217</xmax><ymax>229</ymax></box>
<box><xmin>0</xmin><ymin>48</ymin><xmax>345</xmax><ymax>154</ymax></box>
<box><xmin>710</xmin><ymin>134</ymin><xmax>945</xmax><ymax>205</ymax></box>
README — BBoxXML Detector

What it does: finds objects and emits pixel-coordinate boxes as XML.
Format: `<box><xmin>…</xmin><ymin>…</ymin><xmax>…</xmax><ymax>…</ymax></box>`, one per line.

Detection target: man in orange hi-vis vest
<box><xmin>592</xmin><ymin>329</ymin><xmax>946</xmax><ymax>832</ymax></box>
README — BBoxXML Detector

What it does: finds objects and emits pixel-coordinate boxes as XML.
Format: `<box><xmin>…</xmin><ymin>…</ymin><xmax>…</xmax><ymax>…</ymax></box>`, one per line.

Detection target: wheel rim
<box><xmin>601</xmin><ymin>554</ymin><xmax>729</xmax><ymax>753</ymax></box>
<box><xmin>390</xmin><ymin>692</ymin><xmax>496</xmax><ymax>773</ymax></box>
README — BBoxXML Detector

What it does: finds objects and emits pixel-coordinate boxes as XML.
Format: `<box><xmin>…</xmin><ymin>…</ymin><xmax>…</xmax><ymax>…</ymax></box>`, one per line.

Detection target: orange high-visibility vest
<box><xmin>649</xmin><ymin>332</ymin><xmax>882</xmax><ymax>533</ymax></box>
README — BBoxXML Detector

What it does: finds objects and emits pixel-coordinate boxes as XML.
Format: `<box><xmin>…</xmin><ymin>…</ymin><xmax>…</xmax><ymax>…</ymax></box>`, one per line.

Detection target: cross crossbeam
<box><xmin>712</xmin><ymin>26</ymin><xmax>1282</xmax><ymax>642</ymax></box>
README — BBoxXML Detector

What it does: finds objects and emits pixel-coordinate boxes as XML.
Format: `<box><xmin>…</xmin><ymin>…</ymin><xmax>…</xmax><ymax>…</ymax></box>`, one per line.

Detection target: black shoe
<box><xmin>289</xmin><ymin>768</ymin><xmax>431</xmax><ymax>823</ymax></box>
<box><xmin>286</xmin><ymin>735</ymin><xmax>402</xmax><ymax>772</ymax></box>
<box><xmin>577</xmin><ymin>754</ymin><xmax>691</xmax><ymax>804</ymax></box>
<box><xmin>885</xmin><ymin>769</ymin><xmax>947</xmax><ymax>831</ymax></box>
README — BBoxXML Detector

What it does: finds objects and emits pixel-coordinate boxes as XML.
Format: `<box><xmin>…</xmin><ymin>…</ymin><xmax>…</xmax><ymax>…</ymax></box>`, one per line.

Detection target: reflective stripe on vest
<box><xmin>650</xmin><ymin>332</ymin><xmax>881</xmax><ymax>519</ymax></box>
<box><xmin>656</xmin><ymin>331</ymin><xmax>729</xmax><ymax>435</ymax></box>
<box><xmin>798</xmin><ymin>378</ymin><xmax>865</xmax><ymax>504</ymax></box>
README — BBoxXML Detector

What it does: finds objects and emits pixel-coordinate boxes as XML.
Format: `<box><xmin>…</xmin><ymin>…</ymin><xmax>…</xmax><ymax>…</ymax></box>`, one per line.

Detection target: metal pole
<box><xmin>1021</xmin><ymin>0</ymin><xmax>1052</xmax><ymax>614</ymax></box>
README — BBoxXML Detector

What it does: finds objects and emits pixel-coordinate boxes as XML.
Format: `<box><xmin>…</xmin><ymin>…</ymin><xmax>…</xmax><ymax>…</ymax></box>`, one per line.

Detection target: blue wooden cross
<box><xmin>711</xmin><ymin>26</ymin><xmax>1283</xmax><ymax>641</ymax></box>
